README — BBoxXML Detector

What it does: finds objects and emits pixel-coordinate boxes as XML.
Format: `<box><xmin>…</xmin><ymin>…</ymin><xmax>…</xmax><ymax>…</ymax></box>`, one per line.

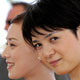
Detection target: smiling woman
<box><xmin>22</xmin><ymin>0</ymin><xmax>80</xmax><ymax>80</ymax></box>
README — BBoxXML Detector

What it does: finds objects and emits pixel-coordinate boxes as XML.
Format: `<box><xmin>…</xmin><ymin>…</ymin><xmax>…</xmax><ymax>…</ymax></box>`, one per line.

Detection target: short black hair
<box><xmin>12</xmin><ymin>2</ymin><xmax>31</xmax><ymax>10</ymax></box>
<box><xmin>22</xmin><ymin>0</ymin><xmax>80</xmax><ymax>45</ymax></box>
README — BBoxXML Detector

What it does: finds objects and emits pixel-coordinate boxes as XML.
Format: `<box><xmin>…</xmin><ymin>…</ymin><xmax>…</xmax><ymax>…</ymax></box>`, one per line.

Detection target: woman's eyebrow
<box><xmin>6</xmin><ymin>37</ymin><xmax>18</xmax><ymax>41</ymax></box>
<box><xmin>44</xmin><ymin>31</ymin><xmax>58</xmax><ymax>39</ymax></box>
<box><xmin>32</xmin><ymin>40</ymin><xmax>39</xmax><ymax>43</ymax></box>
<box><xmin>32</xmin><ymin>30</ymin><xmax>62</xmax><ymax>43</ymax></box>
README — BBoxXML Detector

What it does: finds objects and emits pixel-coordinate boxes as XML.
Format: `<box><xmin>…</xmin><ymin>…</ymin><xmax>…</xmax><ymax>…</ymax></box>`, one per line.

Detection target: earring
<box><xmin>37</xmin><ymin>56</ymin><xmax>41</xmax><ymax>61</ymax></box>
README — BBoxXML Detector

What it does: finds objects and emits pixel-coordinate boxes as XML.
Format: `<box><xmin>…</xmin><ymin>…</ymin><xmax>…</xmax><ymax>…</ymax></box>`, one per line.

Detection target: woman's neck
<box><xmin>69</xmin><ymin>64</ymin><xmax>80</xmax><ymax>80</ymax></box>
<box><xmin>25</xmin><ymin>62</ymin><xmax>55</xmax><ymax>80</ymax></box>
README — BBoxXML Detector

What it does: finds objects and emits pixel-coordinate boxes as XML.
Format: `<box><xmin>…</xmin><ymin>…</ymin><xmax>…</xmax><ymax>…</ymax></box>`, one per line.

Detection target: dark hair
<box><xmin>22</xmin><ymin>0</ymin><xmax>80</xmax><ymax>45</ymax></box>
<box><xmin>12</xmin><ymin>2</ymin><xmax>31</xmax><ymax>10</ymax></box>
<box><xmin>11</xmin><ymin>12</ymin><xmax>26</xmax><ymax>24</ymax></box>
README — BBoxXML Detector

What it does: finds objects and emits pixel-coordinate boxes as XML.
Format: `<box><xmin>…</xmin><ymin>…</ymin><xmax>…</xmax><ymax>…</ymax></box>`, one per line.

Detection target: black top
<box><xmin>55</xmin><ymin>73</ymin><xmax>71</xmax><ymax>80</ymax></box>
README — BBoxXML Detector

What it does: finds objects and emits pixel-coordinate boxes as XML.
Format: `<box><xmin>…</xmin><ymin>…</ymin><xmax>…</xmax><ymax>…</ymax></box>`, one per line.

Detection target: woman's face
<box><xmin>32</xmin><ymin>28</ymin><xmax>80</xmax><ymax>75</ymax></box>
<box><xmin>2</xmin><ymin>22</ymin><xmax>39</xmax><ymax>79</ymax></box>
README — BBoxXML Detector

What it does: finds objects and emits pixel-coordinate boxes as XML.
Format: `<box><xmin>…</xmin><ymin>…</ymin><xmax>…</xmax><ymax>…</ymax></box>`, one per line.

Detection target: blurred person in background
<box><xmin>5</xmin><ymin>2</ymin><xmax>30</xmax><ymax>30</ymax></box>
<box><xmin>0</xmin><ymin>2</ymin><xmax>30</xmax><ymax>80</ymax></box>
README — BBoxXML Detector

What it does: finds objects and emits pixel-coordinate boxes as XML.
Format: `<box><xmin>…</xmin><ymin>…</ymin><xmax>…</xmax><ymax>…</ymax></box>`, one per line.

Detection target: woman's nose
<box><xmin>43</xmin><ymin>46</ymin><xmax>55</xmax><ymax>58</ymax></box>
<box><xmin>1</xmin><ymin>47</ymin><xmax>10</xmax><ymax>59</ymax></box>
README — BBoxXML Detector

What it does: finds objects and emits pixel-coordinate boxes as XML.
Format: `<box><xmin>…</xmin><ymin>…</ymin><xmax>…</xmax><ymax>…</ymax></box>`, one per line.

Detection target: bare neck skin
<box><xmin>24</xmin><ymin>62</ymin><xmax>55</xmax><ymax>80</ymax></box>
<box><xmin>69</xmin><ymin>65</ymin><xmax>80</xmax><ymax>80</ymax></box>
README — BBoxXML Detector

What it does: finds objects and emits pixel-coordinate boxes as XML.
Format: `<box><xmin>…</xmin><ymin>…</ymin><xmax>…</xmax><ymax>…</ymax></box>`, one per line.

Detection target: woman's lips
<box><xmin>49</xmin><ymin>58</ymin><xmax>62</xmax><ymax>67</ymax></box>
<box><xmin>6</xmin><ymin>62</ymin><xmax>14</xmax><ymax>70</ymax></box>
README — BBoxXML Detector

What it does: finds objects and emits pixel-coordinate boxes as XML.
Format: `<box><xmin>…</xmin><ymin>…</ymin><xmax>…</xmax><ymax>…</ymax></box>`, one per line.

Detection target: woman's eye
<box><xmin>33</xmin><ymin>43</ymin><xmax>42</xmax><ymax>49</ymax></box>
<box><xmin>10</xmin><ymin>43</ymin><xmax>16</xmax><ymax>48</ymax></box>
<box><xmin>50</xmin><ymin>37</ymin><xmax>59</xmax><ymax>41</ymax></box>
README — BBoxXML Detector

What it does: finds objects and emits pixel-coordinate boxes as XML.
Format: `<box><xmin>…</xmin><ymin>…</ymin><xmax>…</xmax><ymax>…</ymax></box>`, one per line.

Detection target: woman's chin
<box><xmin>8</xmin><ymin>73</ymin><xmax>21</xmax><ymax>80</ymax></box>
<box><xmin>54</xmin><ymin>70</ymin><xmax>68</xmax><ymax>75</ymax></box>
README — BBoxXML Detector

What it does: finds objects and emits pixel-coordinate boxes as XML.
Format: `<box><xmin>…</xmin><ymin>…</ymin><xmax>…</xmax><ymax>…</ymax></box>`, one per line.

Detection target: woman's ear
<box><xmin>77</xmin><ymin>25</ymin><xmax>80</xmax><ymax>41</ymax></box>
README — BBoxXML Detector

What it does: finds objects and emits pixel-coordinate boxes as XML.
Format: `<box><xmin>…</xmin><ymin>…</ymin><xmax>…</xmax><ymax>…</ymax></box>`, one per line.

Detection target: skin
<box><xmin>2</xmin><ymin>22</ymin><xmax>40</xmax><ymax>79</ymax></box>
<box><xmin>32</xmin><ymin>27</ymin><xmax>80</xmax><ymax>80</ymax></box>
<box><xmin>5</xmin><ymin>5</ymin><xmax>24</xmax><ymax>30</ymax></box>
<box><xmin>2</xmin><ymin>22</ymin><xmax>55</xmax><ymax>80</ymax></box>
